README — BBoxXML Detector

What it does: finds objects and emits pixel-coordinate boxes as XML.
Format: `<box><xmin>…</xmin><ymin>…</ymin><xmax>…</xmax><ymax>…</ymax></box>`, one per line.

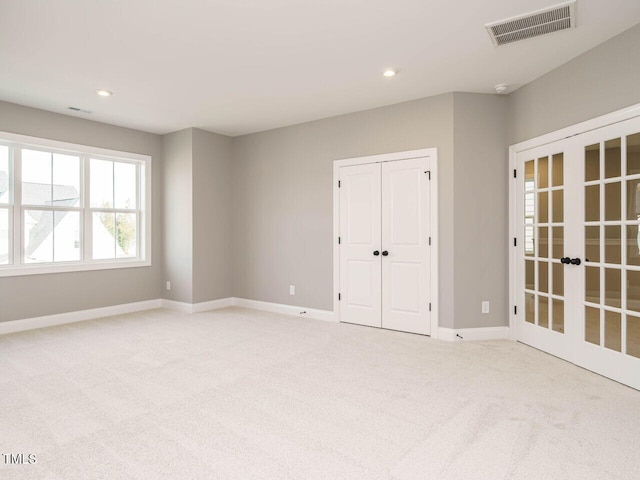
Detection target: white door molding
<box><xmin>333</xmin><ymin>148</ymin><xmax>439</xmax><ymax>337</ymax></box>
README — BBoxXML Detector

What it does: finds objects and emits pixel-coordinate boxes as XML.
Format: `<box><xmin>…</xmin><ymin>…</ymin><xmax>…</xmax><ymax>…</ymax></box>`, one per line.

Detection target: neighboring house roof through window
<box><xmin>23</xmin><ymin>182</ymin><xmax>78</xmax><ymax>257</ymax></box>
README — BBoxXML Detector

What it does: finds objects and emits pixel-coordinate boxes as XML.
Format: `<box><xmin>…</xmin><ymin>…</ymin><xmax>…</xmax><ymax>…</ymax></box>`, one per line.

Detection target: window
<box><xmin>90</xmin><ymin>158</ymin><xmax>138</xmax><ymax>260</ymax></box>
<box><xmin>0</xmin><ymin>131</ymin><xmax>151</xmax><ymax>277</ymax></box>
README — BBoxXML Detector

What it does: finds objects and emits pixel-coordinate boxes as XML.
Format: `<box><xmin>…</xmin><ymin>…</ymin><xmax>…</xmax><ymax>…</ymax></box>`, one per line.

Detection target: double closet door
<box><xmin>515</xmin><ymin>115</ymin><xmax>640</xmax><ymax>390</ymax></box>
<box><xmin>339</xmin><ymin>157</ymin><xmax>431</xmax><ymax>335</ymax></box>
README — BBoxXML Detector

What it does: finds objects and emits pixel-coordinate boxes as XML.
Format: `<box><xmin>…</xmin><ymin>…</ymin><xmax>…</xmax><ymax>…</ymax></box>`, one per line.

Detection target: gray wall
<box><xmin>162</xmin><ymin>128</ymin><xmax>234</xmax><ymax>304</ymax></box>
<box><xmin>231</xmin><ymin>92</ymin><xmax>509</xmax><ymax>330</ymax></box>
<box><xmin>508</xmin><ymin>24</ymin><xmax>640</xmax><ymax>144</ymax></box>
<box><xmin>232</xmin><ymin>93</ymin><xmax>457</xmax><ymax>327</ymax></box>
<box><xmin>162</xmin><ymin>129</ymin><xmax>193</xmax><ymax>303</ymax></box>
<box><xmin>192</xmin><ymin>128</ymin><xmax>234</xmax><ymax>303</ymax></box>
<box><xmin>0</xmin><ymin>100</ymin><xmax>163</xmax><ymax>322</ymax></box>
<box><xmin>4</xmin><ymin>22</ymin><xmax>638</xmax><ymax>328</ymax></box>
<box><xmin>453</xmin><ymin>93</ymin><xmax>509</xmax><ymax>328</ymax></box>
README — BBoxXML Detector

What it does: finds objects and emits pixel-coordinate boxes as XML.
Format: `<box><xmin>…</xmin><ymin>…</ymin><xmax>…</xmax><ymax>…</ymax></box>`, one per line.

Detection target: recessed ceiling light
<box><xmin>494</xmin><ymin>84</ymin><xmax>509</xmax><ymax>94</ymax></box>
<box><xmin>96</xmin><ymin>89</ymin><xmax>113</xmax><ymax>97</ymax></box>
<box><xmin>383</xmin><ymin>69</ymin><xmax>397</xmax><ymax>78</ymax></box>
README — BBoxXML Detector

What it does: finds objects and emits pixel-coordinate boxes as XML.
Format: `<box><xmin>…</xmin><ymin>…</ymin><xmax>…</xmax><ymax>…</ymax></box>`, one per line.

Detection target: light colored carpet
<box><xmin>1</xmin><ymin>307</ymin><xmax>639</xmax><ymax>480</ymax></box>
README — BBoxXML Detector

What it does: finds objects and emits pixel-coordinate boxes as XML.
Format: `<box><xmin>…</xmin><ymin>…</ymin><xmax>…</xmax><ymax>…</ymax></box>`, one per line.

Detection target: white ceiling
<box><xmin>1</xmin><ymin>0</ymin><xmax>639</xmax><ymax>136</ymax></box>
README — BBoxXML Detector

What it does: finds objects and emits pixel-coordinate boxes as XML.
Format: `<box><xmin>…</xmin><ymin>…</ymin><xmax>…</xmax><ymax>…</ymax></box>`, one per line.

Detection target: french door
<box><xmin>515</xmin><ymin>115</ymin><xmax>640</xmax><ymax>390</ymax></box>
<box><xmin>339</xmin><ymin>157</ymin><xmax>432</xmax><ymax>335</ymax></box>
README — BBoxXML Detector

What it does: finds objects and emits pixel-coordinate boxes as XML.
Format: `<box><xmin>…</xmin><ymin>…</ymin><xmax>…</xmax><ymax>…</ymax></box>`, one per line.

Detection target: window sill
<box><xmin>0</xmin><ymin>259</ymin><xmax>151</xmax><ymax>277</ymax></box>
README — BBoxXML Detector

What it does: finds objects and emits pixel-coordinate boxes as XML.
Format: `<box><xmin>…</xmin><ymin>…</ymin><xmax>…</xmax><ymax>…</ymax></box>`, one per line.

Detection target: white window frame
<box><xmin>0</xmin><ymin>131</ymin><xmax>151</xmax><ymax>277</ymax></box>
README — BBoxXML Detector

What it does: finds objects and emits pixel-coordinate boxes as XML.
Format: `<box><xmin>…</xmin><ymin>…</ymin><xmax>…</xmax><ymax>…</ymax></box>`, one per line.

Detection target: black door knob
<box><xmin>382</xmin><ymin>251</ymin><xmax>389</xmax><ymax>256</ymax></box>
<box><xmin>373</xmin><ymin>250</ymin><xmax>380</xmax><ymax>256</ymax></box>
<box><xmin>561</xmin><ymin>257</ymin><xmax>571</xmax><ymax>264</ymax></box>
<box><xmin>570</xmin><ymin>258</ymin><xmax>581</xmax><ymax>265</ymax></box>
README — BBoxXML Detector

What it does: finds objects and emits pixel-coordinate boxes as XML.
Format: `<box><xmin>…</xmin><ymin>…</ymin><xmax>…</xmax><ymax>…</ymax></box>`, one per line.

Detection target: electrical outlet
<box><xmin>289</xmin><ymin>285</ymin><xmax>295</xmax><ymax>295</ymax></box>
<box><xmin>481</xmin><ymin>301</ymin><xmax>490</xmax><ymax>314</ymax></box>
<box><xmin>166</xmin><ymin>281</ymin><xmax>171</xmax><ymax>291</ymax></box>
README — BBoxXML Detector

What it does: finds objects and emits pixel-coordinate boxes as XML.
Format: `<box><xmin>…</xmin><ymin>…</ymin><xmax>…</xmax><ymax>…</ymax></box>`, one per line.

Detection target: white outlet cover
<box><xmin>289</xmin><ymin>285</ymin><xmax>295</xmax><ymax>295</ymax></box>
<box><xmin>482</xmin><ymin>301</ymin><xmax>490</xmax><ymax>314</ymax></box>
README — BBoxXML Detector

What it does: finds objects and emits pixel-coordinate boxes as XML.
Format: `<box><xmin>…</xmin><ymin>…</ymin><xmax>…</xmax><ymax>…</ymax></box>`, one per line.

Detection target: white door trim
<box><xmin>509</xmin><ymin>102</ymin><xmax>640</xmax><ymax>341</ymax></box>
<box><xmin>333</xmin><ymin>148</ymin><xmax>439</xmax><ymax>337</ymax></box>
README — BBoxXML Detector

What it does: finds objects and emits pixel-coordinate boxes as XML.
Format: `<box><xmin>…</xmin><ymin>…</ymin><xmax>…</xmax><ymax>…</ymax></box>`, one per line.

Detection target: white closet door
<box><xmin>381</xmin><ymin>158</ymin><xmax>431</xmax><ymax>335</ymax></box>
<box><xmin>339</xmin><ymin>163</ymin><xmax>382</xmax><ymax>327</ymax></box>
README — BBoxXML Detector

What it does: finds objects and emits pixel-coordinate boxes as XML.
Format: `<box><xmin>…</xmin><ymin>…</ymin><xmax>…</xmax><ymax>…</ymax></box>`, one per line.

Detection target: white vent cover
<box><xmin>486</xmin><ymin>1</ymin><xmax>576</xmax><ymax>46</ymax></box>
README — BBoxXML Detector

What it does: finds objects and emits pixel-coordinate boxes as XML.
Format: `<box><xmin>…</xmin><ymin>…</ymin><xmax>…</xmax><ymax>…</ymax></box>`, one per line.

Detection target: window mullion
<box><xmin>5</xmin><ymin>145</ymin><xmax>14</xmax><ymax>265</ymax></box>
<box><xmin>112</xmin><ymin>161</ymin><xmax>116</xmax><ymax>259</ymax></box>
<box><xmin>50</xmin><ymin>152</ymin><xmax>55</xmax><ymax>261</ymax></box>
<box><xmin>19</xmin><ymin>205</ymin><xmax>82</xmax><ymax>212</ymax></box>
<box><xmin>89</xmin><ymin>208</ymin><xmax>136</xmax><ymax>214</ymax></box>
<box><xmin>84</xmin><ymin>154</ymin><xmax>92</xmax><ymax>262</ymax></box>
<box><xmin>141</xmin><ymin>163</ymin><xmax>147</xmax><ymax>260</ymax></box>
<box><xmin>137</xmin><ymin>163</ymin><xmax>141</xmax><ymax>258</ymax></box>
<box><xmin>13</xmin><ymin>146</ymin><xmax>22</xmax><ymax>265</ymax></box>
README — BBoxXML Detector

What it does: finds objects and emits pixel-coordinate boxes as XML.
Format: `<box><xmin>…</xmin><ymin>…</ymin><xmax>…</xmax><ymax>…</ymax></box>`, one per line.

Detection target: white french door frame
<box><xmin>509</xmin><ymin>102</ymin><xmax>640</xmax><ymax>340</ymax></box>
<box><xmin>332</xmin><ymin>148</ymin><xmax>439</xmax><ymax>337</ymax></box>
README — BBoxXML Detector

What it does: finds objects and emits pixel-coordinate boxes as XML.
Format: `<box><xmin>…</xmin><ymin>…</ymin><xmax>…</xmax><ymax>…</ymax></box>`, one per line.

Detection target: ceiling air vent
<box><xmin>68</xmin><ymin>106</ymin><xmax>92</xmax><ymax>114</ymax></box>
<box><xmin>486</xmin><ymin>1</ymin><xmax>576</xmax><ymax>46</ymax></box>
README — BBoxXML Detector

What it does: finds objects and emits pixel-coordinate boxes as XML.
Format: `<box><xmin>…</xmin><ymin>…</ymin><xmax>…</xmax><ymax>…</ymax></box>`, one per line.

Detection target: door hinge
<box><xmin>428</xmin><ymin>237</ymin><xmax>431</xmax><ymax>246</ymax></box>
<box><xmin>514</xmin><ymin>305</ymin><xmax>517</xmax><ymax>315</ymax></box>
<box><xmin>338</xmin><ymin>236</ymin><xmax>341</xmax><ymax>244</ymax></box>
<box><xmin>429</xmin><ymin>302</ymin><xmax>432</xmax><ymax>312</ymax></box>
<box><xmin>424</xmin><ymin>170</ymin><xmax>431</xmax><ymax>180</ymax></box>
<box><xmin>514</xmin><ymin>237</ymin><xmax>517</xmax><ymax>247</ymax></box>
<box><xmin>338</xmin><ymin>293</ymin><xmax>341</xmax><ymax>301</ymax></box>
<box><xmin>513</xmin><ymin>169</ymin><xmax>517</xmax><ymax>178</ymax></box>
<box><xmin>338</xmin><ymin>180</ymin><xmax>341</xmax><ymax>188</ymax></box>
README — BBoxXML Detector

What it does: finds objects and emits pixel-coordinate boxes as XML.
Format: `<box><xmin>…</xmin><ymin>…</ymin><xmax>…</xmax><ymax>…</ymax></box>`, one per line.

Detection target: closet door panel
<box><xmin>381</xmin><ymin>158</ymin><xmax>431</xmax><ymax>335</ymax></box>
<box><xmin>339</xmin><ymin>163</ymin><xmax>382</xmax><ymax>327</ymax></box>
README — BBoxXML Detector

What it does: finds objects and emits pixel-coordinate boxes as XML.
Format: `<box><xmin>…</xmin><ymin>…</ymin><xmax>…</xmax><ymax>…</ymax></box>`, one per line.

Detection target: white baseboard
<box><xmin>437</xmin><ymin>326</ymin><xmax>510</xmax><ymax>342</ymax></box>
<box><xmin>3</xmin><ymin>296</ymin><xmax>507</xmax><ymax>340</ymax></box>
<box><xmin>161</xmin><ymin>297</ymin><xmax>335</xmax><ymax>321</ymax></box>
<box><xmin>159</xmin><ymin>299</ymin><xmax>194</xmax><ymax>313</ymax></box>
<box><xmin>231</xmin><ymin>297</ymin><xmax>337</xmax><ymax>322</ymax></box>
<box><xmin>194</xmin><ymin>297</ymin><xmax>234</xmax><ymax>313</ymax></box>
<box><xmin>160</xmin><ymin>297</ymin><xmax>233</xmax><ymax>313</ymax></box>
<box><xmin>160</xmin><ymin>297</ymin><xmax>234</xmax><ymax>314</ymax></box>
<box><xmin>0</xmin><ymin>299</ymin><xmax>162</xmax><ymax>335</ymax></box>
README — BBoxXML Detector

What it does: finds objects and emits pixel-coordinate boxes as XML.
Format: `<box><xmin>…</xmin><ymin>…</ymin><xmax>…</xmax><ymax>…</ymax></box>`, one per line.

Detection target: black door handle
<box><xmin>570</xmin><ymin>258</ymin><xmax>581</xmax><ymax>265</ymax></box>
<box><xmin>560</xmin><ymin>257</ymin><xmax>571</xmax><ymax>264</ymax></box>
<box><xmin>373</xmin><ymin>250</ymin><xmax>380</xmax><ymax>256</ymax></box>
<box><xmin>382</xmin><ymin>251</ymin><xmax>389</xmax><ymax>256</ymax></box>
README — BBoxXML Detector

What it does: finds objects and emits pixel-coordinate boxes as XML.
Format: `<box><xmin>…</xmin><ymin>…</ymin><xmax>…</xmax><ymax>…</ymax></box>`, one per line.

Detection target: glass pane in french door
<box><xmin>584</xmin><ymin>132</ymin><xmax>640</xmax><ymax>358</ymax></box>
<box><xmin>523</xmin><ymin>153</ymin><xmax>565</xmax><ymax>333</ymax></box>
